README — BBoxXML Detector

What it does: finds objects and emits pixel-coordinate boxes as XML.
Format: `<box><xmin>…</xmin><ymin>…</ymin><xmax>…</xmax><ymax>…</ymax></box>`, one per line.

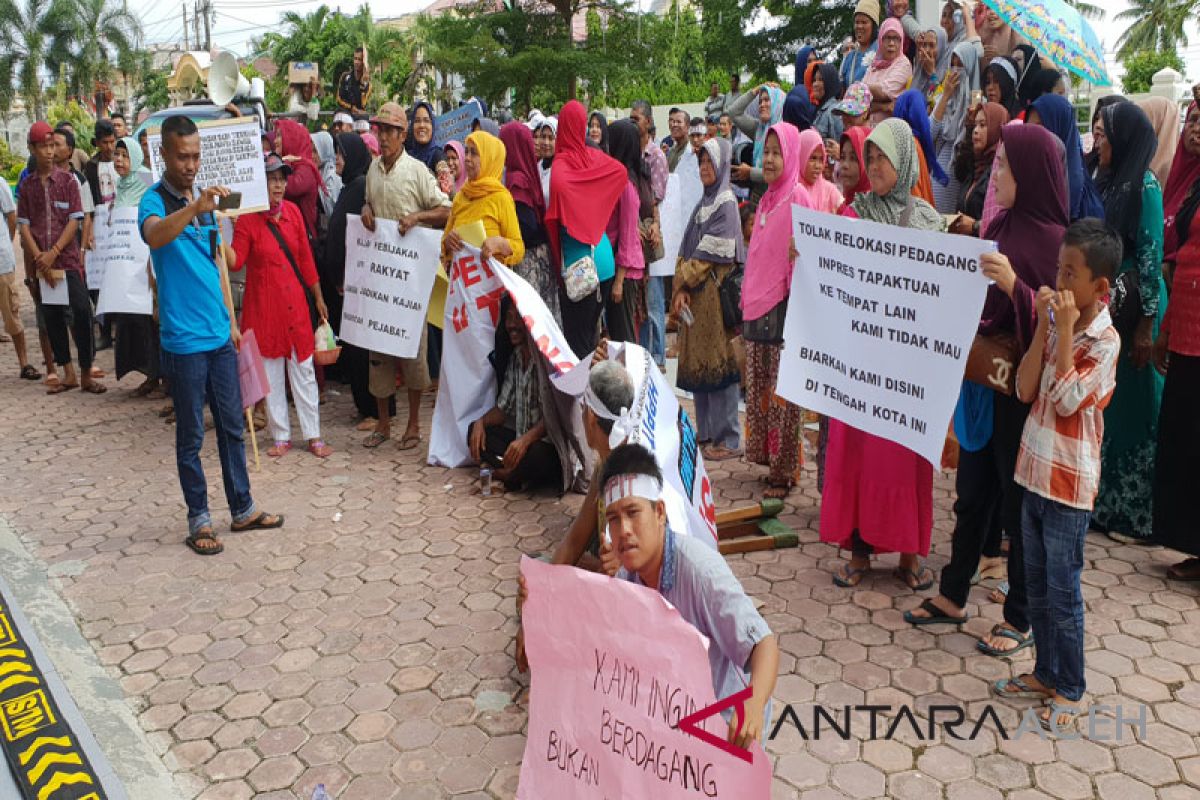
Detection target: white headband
<box><xmin>583</xmin><ymin>382</ymin><xmax>638</xmax><ymax>448</ymax></box>
<box><xmin>603</xmin><ymin>474</ymin><xmax>663</xmax><ymax>507</ymax></box>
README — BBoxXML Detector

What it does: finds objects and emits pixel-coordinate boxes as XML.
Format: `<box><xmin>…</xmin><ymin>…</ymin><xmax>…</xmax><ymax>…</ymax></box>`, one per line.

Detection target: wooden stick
<box><xmin>245</xmin><ymin>408</ymin><xmax>260</xmax><ymax>472</ymax></box>
<box><xmin>714</xmin><ymin>498</ymin><xmax>785</xmax><ymax>527</ymax></box>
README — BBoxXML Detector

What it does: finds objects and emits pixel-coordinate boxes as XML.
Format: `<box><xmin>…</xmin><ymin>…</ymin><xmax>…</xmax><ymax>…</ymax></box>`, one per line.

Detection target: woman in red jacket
<box><xmin>227</xmin><ymin>153</ymin><xmax>331</xmax><ymax>458</ymax></box>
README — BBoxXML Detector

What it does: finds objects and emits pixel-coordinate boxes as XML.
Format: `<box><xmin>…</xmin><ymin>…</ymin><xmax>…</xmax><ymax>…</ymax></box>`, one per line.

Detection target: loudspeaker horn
<box><xmin>207</xmin><ymin>51</ymin><xmax>250</xmax><ymax>106</ymax></box>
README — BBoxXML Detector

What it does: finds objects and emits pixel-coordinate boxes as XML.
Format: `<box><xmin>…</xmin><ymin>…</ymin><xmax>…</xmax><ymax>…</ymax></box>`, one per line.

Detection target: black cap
<box><xmin>264</xmin><ymin>151</ymin><xmax>293</xmax><ymax>176</ymax></box>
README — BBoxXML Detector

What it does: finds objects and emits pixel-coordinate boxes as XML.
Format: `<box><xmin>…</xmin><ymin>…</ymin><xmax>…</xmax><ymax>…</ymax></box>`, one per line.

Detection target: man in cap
<box><xmin>18</xmin><ymin>121</ymin><xmax>103</xmax><ymax>395</ymax></box>
<box><xmin>138</xmin><ymin>115</ymin><xmax>284</xmax><ymax>555</ymax></box>
<box><xmin>332</xmin><ymin>112</ymin><xmax>355</xmax><ymax>136</ymax></box>
<box><xmin>358</xmin><ymin>101</ymin><xmax>451</xmax><ymax>453</ymax></box>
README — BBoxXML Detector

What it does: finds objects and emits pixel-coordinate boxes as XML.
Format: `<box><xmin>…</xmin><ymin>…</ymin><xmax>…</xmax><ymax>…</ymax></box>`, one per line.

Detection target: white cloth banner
<box><xmin>779</xmin><ymin>205</ymin><xmax>993</xmax><ymax>466</ymax></box>
<box><xmin>428</xmin><ymin>246</ymin><xmax>508</xmax><ymax>468</ymax></box>
<box><xmin>340</xmin><ymin>216</ymin><xmax>441</xmax><ymax>359</ymax></box>
<box><xmin>147</xmin><ymin>118</ymin><xmax>269</xmax><ymax>212</ymax></box>
<box><xmin>94</xmin><ymin>207</ymin><xmax>154</xmax><ymax>315</ymax></box>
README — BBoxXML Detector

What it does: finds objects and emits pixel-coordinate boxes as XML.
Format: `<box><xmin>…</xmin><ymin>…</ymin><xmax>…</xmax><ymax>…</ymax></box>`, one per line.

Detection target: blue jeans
<box><xmin>161</xmin><ymin>341</ymin><xmax>255</xmax><ymax>535</ymax></box>
<box><xmin>638</xmin><ymin>276</ymin><xmax>666</xmax><ymax>366</ymax></box>
<box><xmin>1022</xmin><ymin>491</ymin><xmax>1089</xmax><ymax>702</ymax></box>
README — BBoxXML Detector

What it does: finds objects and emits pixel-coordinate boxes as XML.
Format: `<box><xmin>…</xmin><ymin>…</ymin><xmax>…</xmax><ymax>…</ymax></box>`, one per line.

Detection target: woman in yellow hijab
<box><xmin>441</xmin><ymin>130</ymin><xmax>525</xmax><ymax>266</ymax></box>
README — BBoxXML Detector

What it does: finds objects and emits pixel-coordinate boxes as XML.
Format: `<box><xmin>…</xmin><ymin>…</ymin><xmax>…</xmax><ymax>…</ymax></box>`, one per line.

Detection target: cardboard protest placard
<box><xmin>779</xmin><ymin>205</ymin><xmax>992</xmax><ymax>466</ymax></box>
<box><xmin>435</xmin><ymin>100</ymin><xmax>483</xmax><ymax>148</ymax></box>
<box><xmin>146</xmin><ymin>117</ymin><xmax>269</xmax><ymax>213</ymax></box>
<box><xmin>339</xmin><ymin>216</ymin><xmax>442</xmax><ymax>359</ymax></box>
<box><xmin>517</xmin><ymin>557</ymin><xmax>772</xmax><ymax>799</ymax></box>
<box><xmin>94</xmin><ymin>207</ymin><xmax>154</xmax><ymax>315</ymax></box>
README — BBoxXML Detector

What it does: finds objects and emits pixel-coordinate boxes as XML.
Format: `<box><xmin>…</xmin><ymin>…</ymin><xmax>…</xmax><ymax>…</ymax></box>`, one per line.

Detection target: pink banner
<box><xmin>517</xmin><ymin>557</ymin><xmax>772</xmax><ymax>799</ymax></box>
<box><xmin>237</xmin><ymin>329</ymin><xmax>270</xmax><ymax>409</ymax></box>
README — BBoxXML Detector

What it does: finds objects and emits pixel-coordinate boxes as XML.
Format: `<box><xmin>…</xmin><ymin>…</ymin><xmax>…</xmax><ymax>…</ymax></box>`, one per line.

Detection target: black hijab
<box><xmin>1096</xmin><ymin>101</ymin><xmax>1158</xmax><ymax>251</ymax></box>
<box><xmin>607</xmin><ymin>118</ymin><xmax>654</xmax><ymax>220</ymax></box>
<box><xmin>814</xmin><ymin>62</ymin><xmax>843</xmax><ymax>109</ymax></box>
<box><xmin>1085</xmin><ymin>95</ymin><xmax>1131</xmax><ymax>176</ymax></box>
<box><xmin>588</xmin><ymin>112</ymin><xmax>610</xmax><ymax>154</ymax></box>
<box><xmin>985</xmin><ymin>58</ymin><xmax>1020</xmax><ymax>119</ymax></box>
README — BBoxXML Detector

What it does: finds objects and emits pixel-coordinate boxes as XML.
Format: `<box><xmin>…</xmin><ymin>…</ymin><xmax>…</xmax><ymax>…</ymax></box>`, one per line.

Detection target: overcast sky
<box><xmin>130</xmin><ymin>0</ymin><xmax>1198</xmax><ymax>91</ymax></box>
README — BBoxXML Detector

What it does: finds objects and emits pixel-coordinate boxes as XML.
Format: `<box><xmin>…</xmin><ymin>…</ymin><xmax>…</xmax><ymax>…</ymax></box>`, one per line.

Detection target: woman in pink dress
<box><xmin>822</xmin><ymin>118</ymin><xmax>947</xmax><ymax>590</ymax></box>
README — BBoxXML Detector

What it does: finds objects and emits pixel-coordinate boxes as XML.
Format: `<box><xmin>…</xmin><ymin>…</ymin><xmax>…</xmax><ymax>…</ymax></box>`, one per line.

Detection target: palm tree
<box><xmin>1115</xmin><ymin>0</ymin><xmax>1194</xmax><ymax>58</ymax></box>
<box><xmin>0</xmin><ymin>0</ymin><xmax>75</xmax><ymax>118</ymax></box>
<box><xmin>1065</xmin><ymin>0</ymin><xmax>1105</xmax><ymax>21</ymax></box>
<box><xmin>48</xmin><ymin>0</ymin><xmax>141</xmax><ymax>104</ymax></box>
<box><xmin>254</xmin><ymin>6</ymin><xmax>333</xmax><ymax>70</ymax></box>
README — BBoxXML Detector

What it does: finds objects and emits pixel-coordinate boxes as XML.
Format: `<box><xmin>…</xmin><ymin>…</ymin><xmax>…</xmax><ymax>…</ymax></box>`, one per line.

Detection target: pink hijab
<box><xmin>796</xmin><ymin>129</ymin><xmax>845</xmax><ymax>214</ymax></box>
<box><xmin>361</xmin><ymin>132</ymin><xmax>380</xmax><ymax>157</ymax></box>
<box><xmin>444</xmin><ymin>140</ymin><xmax>467</xmax><ymax>194</ymax></box>
<box><xmin>872</xmin><ymin>18</ymin><xmax>907</xmax><ymax>70</ymax></box>
<box><xmin>742</xmin><ymin>122</ymin><xmax>806</xmax><ymax>322</ymax></box>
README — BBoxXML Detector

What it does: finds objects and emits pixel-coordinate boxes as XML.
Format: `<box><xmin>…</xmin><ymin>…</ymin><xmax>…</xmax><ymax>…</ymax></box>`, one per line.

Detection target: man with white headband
<box><xmin>600</xmin><ymin>442</ymin><xmax>779</xmax><ymax>748</ymax></box>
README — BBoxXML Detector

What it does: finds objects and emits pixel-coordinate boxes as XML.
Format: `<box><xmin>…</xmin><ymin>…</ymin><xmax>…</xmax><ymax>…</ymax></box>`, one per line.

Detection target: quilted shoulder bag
<box><xmin>562</xmin><ymin>244</ymin><xmax>599</xmax><ymax>302</ymax></box>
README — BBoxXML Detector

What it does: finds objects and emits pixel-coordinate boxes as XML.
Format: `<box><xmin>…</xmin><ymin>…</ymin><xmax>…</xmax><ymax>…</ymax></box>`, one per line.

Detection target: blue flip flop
<box><xmin>978</xmin><ymin>624</ymin><xmax>1034</xmax><ymax>657</ymax></box>
<box><xmin>992</xmin><ymin>675</ymin><xmax>1051</xmax><ymax>699</ymax></box>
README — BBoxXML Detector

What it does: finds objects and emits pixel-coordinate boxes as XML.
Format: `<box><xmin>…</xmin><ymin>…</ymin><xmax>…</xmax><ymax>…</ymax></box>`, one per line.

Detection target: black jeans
<box><xmin>601</xmin><ymin>277</ymin><xmax>636</xmax><ymax>345</ymax></box>
<box><xmin>469</xmin><ymin>422</ymin><xmax>562</xmax><ymax>492</ymax></box>
<box><xmin>938</xmin><ymin>391</ymin><xmax>1030</xmax><ymax>632</ymax></box>
<box><xmin>43</xmin><ymin>271</ymin><xmax>94</xmax><ymax>370</ymax></box>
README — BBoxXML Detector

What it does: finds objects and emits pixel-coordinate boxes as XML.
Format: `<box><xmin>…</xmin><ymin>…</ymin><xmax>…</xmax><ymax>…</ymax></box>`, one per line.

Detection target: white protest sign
<box><xmin>517</xmin><ymin>557</ymin><xmax>772</xmax><ymax>799</ymax></box>
<box><xmin>428</xmin><ymin>246</ymin><xmax>507</xmax><ymax>468</ymax></box>
<box><xmin>340</xmin><ymin>216</ymin><xmax>441</xmax><ymax>359</ymax></box>
<box><xmin>147</xmin><ymin>118</ymin><xmax>268</xmax><ymax>212</ymax></box>
<box><xmin>650</xmin><ymin>155</ymin><xmax>704</xmax><ymax>277</ymax></box>
<box><xmin>779</xmin><ymin>205</ymin><xmax>992</xmax><ymax>465</ymax></box>
<box><xmin>39</xmin><ymin>278</ymin><xmax>68</xmax><ymax>306</ymax></box>
<box><xmin>94</xmin><ymin>207</ymin><xmax>154</xmax><ymax>315</ymax></box>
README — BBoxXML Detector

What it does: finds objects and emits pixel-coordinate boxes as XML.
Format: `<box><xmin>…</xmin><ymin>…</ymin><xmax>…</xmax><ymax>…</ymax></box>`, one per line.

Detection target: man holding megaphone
<box><xmin>139</xmin><ymin>115</ymin><xmax>284</xmax><ymax>556</ymax></box>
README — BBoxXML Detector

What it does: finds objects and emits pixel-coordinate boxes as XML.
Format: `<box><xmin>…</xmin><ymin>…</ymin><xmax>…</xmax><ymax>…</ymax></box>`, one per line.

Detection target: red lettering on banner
<box><xmin>476</xmin><ymin>286</ymin><xmax>507</xmax><ymax>326</ymax></box>
<box><xmin>461</xmin><ymin>257</ymin><xmax>485</xmax><ymax>289</ymax></box>
<box><xmin>451</xmin><ymin>304</ymin><xmax>469</xmax><ymax>333</ymax></box>
<box><xmin>700</xmin><ymin>476</ymin><xmax>718</xmax><ymax>542</ymax></box>
<box><xmin>532</xmin><ymin>331</ymin><xmax>575</xmax><ymax>374</ymax></box>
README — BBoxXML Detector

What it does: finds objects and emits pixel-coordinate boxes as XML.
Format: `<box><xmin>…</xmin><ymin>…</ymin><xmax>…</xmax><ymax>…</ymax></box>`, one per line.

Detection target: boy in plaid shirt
<box><xmin>994</xmin><ymin>219</ymin><xmax>1121</xmax><ymax>731</ymax></box>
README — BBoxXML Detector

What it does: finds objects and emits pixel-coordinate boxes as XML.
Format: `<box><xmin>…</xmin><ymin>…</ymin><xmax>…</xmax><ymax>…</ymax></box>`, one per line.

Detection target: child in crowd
<box><xmin>995</xmin><ymin>219</ymin><xmax>1121</xmax><ymax>730</ymax></box>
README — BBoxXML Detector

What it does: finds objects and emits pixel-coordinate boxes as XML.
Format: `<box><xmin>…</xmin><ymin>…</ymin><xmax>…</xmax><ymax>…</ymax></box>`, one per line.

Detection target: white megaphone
<box><xmin>207</xmin><ymin>51</ymin><xmax>250</xmax><ymax>106</ymax></box>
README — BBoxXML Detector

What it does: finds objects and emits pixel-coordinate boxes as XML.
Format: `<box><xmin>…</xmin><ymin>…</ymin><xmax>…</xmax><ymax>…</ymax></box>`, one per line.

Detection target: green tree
<box><xmin>1115</xmin><ymin>0</ymin><xmax>1194</xmax><ymax>59</ymax></box>
<box><xmin>47</xmin><ymin>0</ymin><xmax>142</xmax><ymax>103</ymax></box>
<box><xmin>45</xmin><ymin>69</ymin><xmax>95</xmax><ymax>145</ymax></box>
<box><xmin>134</xmin><ymin>65</ymin><xmax>171</xmax><ymax>117</ymax></box>
<box><xmin>1065</xmin><ymin>0</ymin><xmax>1104</xmax><ymax>21</ymax></box>
<box><xmin>1120</xmin><ymin>48</ymin><xmax>1186</xmax><ymax>94</ymax></box>
<box><xmin>0</xmin><ymin>0</ymin><xmax>76</xmax><ymax>118</ymax></box>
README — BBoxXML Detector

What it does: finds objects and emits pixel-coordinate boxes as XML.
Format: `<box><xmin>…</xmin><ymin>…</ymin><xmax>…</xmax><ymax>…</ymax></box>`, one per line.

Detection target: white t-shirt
<box><xmin>0</xmin><ymin>177</ymin><xmax>16</xmax><ymax>275</ymax></box>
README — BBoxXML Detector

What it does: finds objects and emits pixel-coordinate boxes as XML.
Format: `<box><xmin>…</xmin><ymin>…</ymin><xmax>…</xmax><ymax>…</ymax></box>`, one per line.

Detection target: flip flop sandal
<box><xmin>703</xmin><ymin>445</ymin><xmax>742</xmax><ymax>462</ymax></box>
<box><xmin>1167</xmin><ymin>558</ymin><xmax>1200</xmax><ymax>581</ymax></box>
<box><xmin>355</xmin><ymin>417</ymin><xmax>378</xmax><ymax>431</ymax></box>
<box><xmin>362</xmin><ymin>431</ymin><xmax>389</xmax><ymax>448</ymax></box>
<box><xmin>832</xmin><ymin>563</ymin><xmax>869</xmax><ymax>588</ymax></box>
<box><xmin>268</xmin><ymin>441</ymin><xmax>292</xmax><ymax>458</ymax></box>
<box><xmin>80</xmin><ymin>383</ymin><xmax>107</xmax><ymax>394</ymax></box>
<box><xmin>19</xmin><ymin>365</ymin><xmax>40</xmax><ymax>380</ymax></box>
<box><xmin>1040</xmin><ymin>702</ymin><xmax>1085</xmax><ymax>731</ymax></box>
<box><xmin>977</xmin><ymin>624</ymin><xmax>1034</xmax><ymax>657</ymax></box>
<box><xmin>308</xmin><ymin>440</ymin><xmax>332</xmax><ymax>458</ymax></box>
<box><xmin>230</xmin><ymin>512</ymin><xmax>285</xmax><ymax>533</ymax></box>
<box><xmin>992</xmin><ymin>675</ymin><xmax>1053</xmax><ymax>699</ymax></box>
<box><xmin>904</xmin><ymin>598</ymin><xmax>968</xmax><ymax>625</ymax></box>
<box><xmin>46</xmin><ymin>382</ymin><xmax>78</xmax><ymax>394</ymax></box>
<box><xmin>893</xmin><ymin>565</ymin><xmax>935</xmax><ymax>591</ymax></box>
<box><xmin>397</xmin><ymin>433</ymin><xmax>423</xmax><ymax>451</ymax></box>
<box><xmin>989</xmin><ymin>581</ymin><xmax>1010</xmax><ymax>604</ymax></box>
<box><xmin>185</xmin><ymin>529</ymin><xmax>224</xmax><ymax>556</ymax></box>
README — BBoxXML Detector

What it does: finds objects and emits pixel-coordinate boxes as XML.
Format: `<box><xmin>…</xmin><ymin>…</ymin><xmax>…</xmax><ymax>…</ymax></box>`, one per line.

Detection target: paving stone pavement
<box><xmin>0</xmin><ymin>340</ymin><xmax>1198</xmax><ymax>800</ymax></box>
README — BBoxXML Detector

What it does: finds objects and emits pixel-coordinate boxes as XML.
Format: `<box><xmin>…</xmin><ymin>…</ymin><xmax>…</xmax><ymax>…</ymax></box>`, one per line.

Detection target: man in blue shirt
<box><xmin>599</xmin><ymin>443</ymin><xmax>779</xmax><ymax>748</ymax></box>
<box><xmin>139</xmin><ymin>115</ymin><xmax>283</xmax><ymax>555</ymax></box>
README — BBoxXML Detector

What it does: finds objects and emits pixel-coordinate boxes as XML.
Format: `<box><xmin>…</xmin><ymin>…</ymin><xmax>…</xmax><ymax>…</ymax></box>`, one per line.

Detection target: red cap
<box><xmin>27</xmin><ymin>121</ymin><xmax>54</xmax><ymax>145</ymax></box>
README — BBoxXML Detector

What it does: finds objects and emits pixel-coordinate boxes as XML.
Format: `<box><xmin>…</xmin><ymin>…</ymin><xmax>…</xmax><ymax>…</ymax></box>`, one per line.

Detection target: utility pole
<box><xmin>182</xmin><ymin>4</ymin><xmax>189</xmax><ymax>49</ymax></box>
<box><xmin>202</xmin><ymin>0</ymin><xmax>211</xmax><ymax>51</ymax></box>
<box><xmin>193</xmin><ymin>0</ymin><xmax>201</xmax><ymax>53</ymax></box>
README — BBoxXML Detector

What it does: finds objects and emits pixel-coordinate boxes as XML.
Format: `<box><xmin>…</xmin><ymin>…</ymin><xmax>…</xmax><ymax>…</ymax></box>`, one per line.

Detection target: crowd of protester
<box><xmin>5</xmin><ymin>0</ymin><xmax>1200</xmax><ymax>740</ymax></box>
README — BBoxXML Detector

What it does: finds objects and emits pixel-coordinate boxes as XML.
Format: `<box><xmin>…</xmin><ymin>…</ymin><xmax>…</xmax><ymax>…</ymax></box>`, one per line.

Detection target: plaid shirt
<box><xmin>16</xmin><ymin>168</ymin><xmax>84</xmax><ymax>275</ymax></box>
<box><xmin>1014</xmin><ymin>307</ymin><xmax>1120</xmax><ymax>511</ymax></box>
<box><xmin>497</xmin><ymin>348</ymin><xmax>542</xmax><ymax>436</ymax></box>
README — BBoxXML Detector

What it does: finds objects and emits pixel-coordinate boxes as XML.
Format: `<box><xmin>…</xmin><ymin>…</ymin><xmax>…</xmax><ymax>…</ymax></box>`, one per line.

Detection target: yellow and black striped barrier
<box><xmin>0</xmin><ymin>594</ymin><xmax>107</xmax><ymax>800</ymax></box>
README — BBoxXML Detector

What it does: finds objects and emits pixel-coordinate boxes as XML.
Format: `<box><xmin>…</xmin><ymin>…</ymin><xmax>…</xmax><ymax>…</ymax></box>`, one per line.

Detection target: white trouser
<box><xmin>263</xmin><ymin>352</ymin><xmax>321</xmax><ymax>443</ymax></box>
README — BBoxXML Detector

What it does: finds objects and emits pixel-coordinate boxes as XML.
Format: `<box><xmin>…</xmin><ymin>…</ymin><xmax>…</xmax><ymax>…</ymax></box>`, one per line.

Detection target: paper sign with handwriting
<box><xmin>340</xmin><ymin>215</ymin><xmax>441</xmax><ymax>358</ymax></box>
<box><xmin>779</xmin><ymin>205</ymin><xmax>992</xmax><ymax>465</ymax></box>
<box><xmin>517</xmin><ymin>557</ymin><xmax>771</xmax><ymax>799</ymax></box>
<box><xmin>146</xmin><ymin>118</ymin><xmax>268</xmax><ymax>212</ymax></box>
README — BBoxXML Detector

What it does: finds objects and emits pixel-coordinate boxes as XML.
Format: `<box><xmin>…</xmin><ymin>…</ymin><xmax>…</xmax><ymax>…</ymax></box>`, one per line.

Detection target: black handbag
<box><xmin>265</xmin><ymin>219</ymin><xmax>319</xmax><ymax>329</ymax></box>
<box><xmin>1109</xmin><ymin>269</ymin><xmax>1141</xmax><ymax>340</ymax></box>
<box><xmin>719</xmin><ymin>263</ymin><xmax>743</xmax><ymax>330</ymax></box>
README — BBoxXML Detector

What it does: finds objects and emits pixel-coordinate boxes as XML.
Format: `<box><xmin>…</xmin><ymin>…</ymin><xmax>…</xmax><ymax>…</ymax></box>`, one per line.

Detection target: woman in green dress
<box><xmin>1092</xmin><ymin>101</ymin><xmax>1166</xmax><ymax>542</ymax></box>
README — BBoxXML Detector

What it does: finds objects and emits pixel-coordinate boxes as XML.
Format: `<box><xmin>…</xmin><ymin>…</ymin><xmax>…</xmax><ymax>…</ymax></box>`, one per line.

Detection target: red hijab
<box><xmin>1164</xmin><ymin>102</ymin><xmax>1200</xmax><ymax>261</ymax></box>
<box><xmin>840</xmin><ymin>126</ymin><xmax>872</xmax><ymax>205</ymax></box>
<box><xmin>499</xmin><ymin>121</ymin><xmax>544</xmax><ymax>220</ymax></box>
<box><xmin>544</xmin><ymin>100</ymin><xmax>628</xmax><ymax>262</ymax></box>
<box><xmin>275</xmin><ymin>119</ymin><xmax>323</xmax><ymax>234</ymax></box>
